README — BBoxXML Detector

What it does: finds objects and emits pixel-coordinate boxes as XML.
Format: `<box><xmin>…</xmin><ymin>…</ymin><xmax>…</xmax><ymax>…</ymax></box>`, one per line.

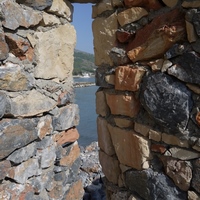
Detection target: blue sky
<box><xmin>72</xmin><ymin>4</ymin><xmax>94</xmax><ymax>54</ymax></box>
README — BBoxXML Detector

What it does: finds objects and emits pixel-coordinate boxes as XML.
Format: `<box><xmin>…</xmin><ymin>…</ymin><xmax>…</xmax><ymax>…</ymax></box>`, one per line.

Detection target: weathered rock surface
<box><xmin>0</xmin><ymin>92</ymin><xmax>10</xmax><ymax>119</ymax></box>
<box><xmin>33</xmin><ymin>24</ymin><xmax>76</xmax><ymax>81</ymax></box>
<box><xmin>1</xmin><ymin>0</ymin><xmax>42</xmax><ymax>30</ymax></box>
<box><xmin>192</xmin><ymin>158</ymin><xmax>200</xmax><ymax>193</ymax></box>
<box><xmin>0</xmin><ymin>33</ymin><xmax>9</xmax><ymax>60</ymax></box>
<box><xmin>140</xmin><ymin>72</ymin><xmax>193</xmax><ymax>133</ymax></box>
<box><xmin>161</xmin><ymin>156</ymin><xmax>192</xmax><ymax>191</ymax></box>
<box><xmin>0</xmin><ymin>160</ymin><xmax>11</xmax><ymax>180</ymax></box>
<box><xmin>125</xmin><ymin>169</ymin><xmax>187</xmax><ymax>200</ymax></box>
<box><xmin>108</xmin><ymin>124</ymin><xmax>151</xmax><ymax>170</ymax></box>
<box><xmin>127</xmin><ymin>9</ymin><xmax>185</xmax><ymax>62</ymax></box>
<box><xmin>168</xmin><ymin>52</ymin><xmax>200</xmax><ymax>86</ymax></box>
<box><xmin>0</xmin><ymin>118</ymin><xmax>38</xmax><ymax>159</ymax></box>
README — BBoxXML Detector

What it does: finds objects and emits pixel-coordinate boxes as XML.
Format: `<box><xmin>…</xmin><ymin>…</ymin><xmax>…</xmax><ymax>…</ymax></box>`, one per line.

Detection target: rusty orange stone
<box><xmin>151</xmin><ymin>144</ymin><xmax>167</xmax><ymax>154</ymax></box>
<box><xmin>196</xmin><ymin>112</ymin><xmax>200</xmax><ymax>126</ymax></box>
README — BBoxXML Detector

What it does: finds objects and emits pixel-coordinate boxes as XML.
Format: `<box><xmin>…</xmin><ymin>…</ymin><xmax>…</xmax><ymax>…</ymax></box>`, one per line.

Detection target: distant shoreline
<box><xmin>73</xmin><ymin>82</ymin><xmax>96</xmax><ymax>88</ymax></box>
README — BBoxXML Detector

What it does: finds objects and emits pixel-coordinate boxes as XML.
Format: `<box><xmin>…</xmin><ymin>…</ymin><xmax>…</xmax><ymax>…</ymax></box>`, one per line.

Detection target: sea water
<box><xmin>74</xmin><ymin>77</ymin><xmax>98</xmax><ymax>146</ymax></box>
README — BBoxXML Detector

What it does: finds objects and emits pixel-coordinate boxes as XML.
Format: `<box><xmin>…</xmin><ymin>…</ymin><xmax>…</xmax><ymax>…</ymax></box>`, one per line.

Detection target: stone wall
<box><xmin>94</xmin><ymin>0</ymin><xmax>200</xmax><ymax>199</ymax></box>
<box><xmin>0</xmin><ymin>0</ymin><xmax>84</xmax><ymax>199</ymax></box>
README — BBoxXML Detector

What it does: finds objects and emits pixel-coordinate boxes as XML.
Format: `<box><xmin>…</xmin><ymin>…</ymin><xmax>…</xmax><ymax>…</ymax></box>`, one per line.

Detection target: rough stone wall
<box><xmin>0</xmin><ymin>0</ymin><xmax>84</xmax><ymax>199</ymax></box>
<box><xmin>94</xmin><ymin>0</ymin><xmax>200</xmax><ymax>199</ymax></box>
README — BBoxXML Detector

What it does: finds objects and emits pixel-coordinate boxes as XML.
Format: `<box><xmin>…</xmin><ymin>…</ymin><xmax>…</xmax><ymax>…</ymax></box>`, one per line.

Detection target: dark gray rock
<box><xmin>95</xmin><ymin>67</ymin><xmax>114</xmax><ymax>88</ymax></box>
<box><xmin>140</xmin><ymin>72</ymin><xmax>193</xmax><ymax>133</ymax></box>
<box><xmin>16</xmin><ymin>0</ymin><xmax>53</xmax><ymax>10</ymax></box>
<box><xmin>193</xmin><ymin>10</ymin><xmax>200</xmax><ymax>37</ymax></box>
<box><xmin>125</xmin><ymin>169</ymin><xmax>187</xmax><ymax>200</ymax></box>
<box><xmin>168</xmin><ymin>52</ymin><xmax>200</xmax><ymax>86</ymax></box>
<box><xmin>192</xmin><ymin>158</ymin><xmax>200</xmax><ymax>193</ymax></box>
<box><xmin>53</xmin><ymin>104</ymin><xmax>79</xmax><ymax>131</ymax></box>
<box><xmin>0</xmin><ymin>118</ymin><xmax>39</xmax><ymax>159</ymax></box>
<box><xmin>192</xmin><ymin>39</ymin><xmax>200</xmax><ymax>53</ymax></box>
<box><xmin>0</xmin><ymin>92</ymin><xmax>10</xmax><ymax>119</ymax></box>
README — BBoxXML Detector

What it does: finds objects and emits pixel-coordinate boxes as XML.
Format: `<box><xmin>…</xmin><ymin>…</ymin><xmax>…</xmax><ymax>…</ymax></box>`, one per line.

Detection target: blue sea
<box><xmin>74</xmin><ymin>77</ymin><xmax>98</xmax><ymax>147</ymax></box>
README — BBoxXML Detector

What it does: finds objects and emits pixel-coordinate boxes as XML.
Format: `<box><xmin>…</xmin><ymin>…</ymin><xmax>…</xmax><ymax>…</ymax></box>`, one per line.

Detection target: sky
<box><xmin>72</xmin><ymin>4</ymin><xmax>94</xmax><ymax>54</ymax></box>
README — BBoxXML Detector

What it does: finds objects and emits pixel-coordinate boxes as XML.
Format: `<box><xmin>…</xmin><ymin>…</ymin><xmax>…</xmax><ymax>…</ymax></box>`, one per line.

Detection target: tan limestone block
<box><xmin>120</xmin><ymin>164</ymin><xmax>132</xmax><ymax>173</ymax></box>
<box><xmin>162</xmin><ymin>133</ymin><xmax>189</xmax><ymax>148</ymax></box>
<box><xmin>41</xmin><ymin>12</ymin><xmax>60</xmax><ymax>26</ymax></box>
<box><xmin>59</xmin><ymin>141</ymin><xmax>80</xmax><ymax>167</ymax></box>
<box><xmin>47</xmin><ymin>0</ymin><xmax>73</xmax><ymax>21</ymax></box>
<box><xmin>186</xmin><ymin>21</ymin><xmax>197</xmax><ymax>43</ymax></box>
<box><xmin>129</xmin><ymin>194</ymin><xmax>143</xmax><ymax>200</ymax></box>
<box><xmin>118</xmin><ymin>173</ymin><xmax>125</xmax><ymax>187</ymax></box>
<box><xmin>115</xmin><ymin>66</ymin><xmax>146</xmax><ymax>91</ymax></box>
<box><xmin>147</xmin><ymin>59</ymin><xmax>164</xmax><ymax>71</ymax></box>
<box><xmin>114</xmin><ymin>117</ymin><xmax>133</xmax><ymax>128</ymax></box>
<box><xmin>161</xmin><ymin>156</ymin><xmax>192</xmax><ymax>191</ymax></box>
<box><xmin>117</xmin><ymin>7</ymin><xmax>148</xmax><ymax>26</ymax></box>
<box><xmin>169</xmin><ymin>147</ymin><xmax>200</xmax><ymax>160</ymax></box>
<box><xmin>151</xmin><ymin>144</ymin><xmax>167</xmax><ymax>154</ymax></box>
<box><xmin>92</xmin><ymin>13</ymin><xmax>118</xmax><ymax>66</ymax></box>
<box><xmin>108</xmin><ymin>124</ymin><xmax>151</xmax><ymax>170</ymax></box>
<box><xmin>106</xmin><ymin>92</ymin><xmax>140</xmax><ymax>118</ymax></box>
<box><xmin>111</xmin><ymin>0</ymin><xmax>124</xmax><ymax>8</ymax></box>
<box><xmin>182</xmin><ymin>1</ymin><xmax>200</xmax><ymax>8</ymax></box>
<box><xmin>188</xmin><ymin>191</ymin><xmax>200</xmax><ymax>200</ymax></box>
<box><xmin>96</xmin><ymin>90</ymin><xmax>109</xmax><ymax>117</ymax></box>
<box><xmin>162</xmin><ymin>0</ymin><xmax>178</xmax><ymax>7</ymax></box>
<box><xmin>161</xmin><ymin>59</ymin><xmax>173</xmax><ymax>72</ymax></box>
<box><xmin>54</xmin><ymin>128</ymin><xmax>79</xmax><ymax>145</ymax></box>
<box><xmin>99</xmin><ymin>150</ymin><xmax>121</xmax><ymax>184</ymax></box>
<box><xmin>34</xmin><ymin>24</ymin><xmax>76</xmax><ymax>81</ymax></box>
<box><xmin>97</xmin><ymin>117</ymin><xmax>115</xmax><ymax>156</ymax></box>
<box><xmin>134</xmin><ymin>122</ymin><xmax>150</xmax><ymax>137</ymax></box>
<box><xmin>149</xmin><ymin>129</ymin><xmax>162</xmax><ymax>142</ymax></box>
<box><xmin>186</xmin><ymin>83</ymin><xmax>200</xmax><ymax>95</ymax></box>
<box><xmin>127</xmin><ymin>9</ymin><xmax>185</xmax><ymax>62</ymax></box>
<box><xmin>105</xmin><ymin>74</ymin><xmax>115</xmax><ymax>85</ymax></box>
<box><xmin>65</xmin><ymin>180</ymin><xmax>84</xmax><ymax>200</ymax></box>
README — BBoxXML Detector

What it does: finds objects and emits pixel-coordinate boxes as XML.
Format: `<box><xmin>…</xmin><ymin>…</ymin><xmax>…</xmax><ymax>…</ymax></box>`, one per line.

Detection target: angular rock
<box><xmin>33</xmin><ymin>24</ymin><xmax>76</xmax><ymax>80</ymax></box>
<box><xmin>16</xmin><ymin>0</ymin><xmax>53</xmax><ymax>10</ymax></box>
<box><xmin>8</xmin><ymin>158</ymin><xmax>41</xmax><ymax>184</ymax></box>
<box><xmin>37</xmin><ymin>115</ymin><xmax>53</xmax><ymax>139</ymax></box>
<box><xmin>53</xmin><ymin>104</ymin><xmax>79</xmax><ymax>131</ymax></box>
<box><xmin>10</xmin><ymin>90</ymin><xmax>56</xmax><ymax>117</ymax></box>
<box><xmin>58</xmin><ymin>89</ymin><xmax>75</xmax><ymax>106</ymax></box>
<box><xmin>151</xmin><ymin>144</ymin><xmax>166</xmax><ymax>154</ymax></box>
<box><xmin>7</xmin><ymin>143</ymin><xmax>36</xmax><ymax>164</ymax></box>
<box><xmin>188</xmin><ymin>191</ymin><xmax>200</xmax><ymax>200</ymax></box>
<box><xmin>47</xmin><ymin>0</ymin><xmax>73</xmax><ymax>21</ymax></box>
<box><xmin>149</xmin><ymin>129</ymin><xmax>161</xmax><ymax>142</ymax></box>
<box><xmin>169</xmin><ymin>147</ymin><xmax>200</xmax><ymax>160</ymax></box>
<box><xmin>127</xmin><ymin>9</ymin><xmax>185</xmax><ymax>62</ymax></box>
<box><xmin>106</xmin><ymin>91</ymin><xmax>140</xmax><ymax>118</ymax></box>
<box><xmin>125</xmin><ymin>169</ymin><xmax>187</xmax><ymax>200</ymax></box>
<box><xmin>117</xmin><ymin>7</ymin><xmax>148</xmax><ymax>26</ymax></box>
<box><xmin>162</xmin><ymin>0</ymin><xmax>179</xmax><ymax>7</ymax></box>
<box><xmin>105</xmin><ymin>74</ymin><xmax>115</xmax><ymax>85</ymax></box>
<box><xmin>140</xmin><ymin>72</ymin><xmax>193</xmax><ymax>133</ymax></box>
<box><xmin>48</xmin><ymin>185</ymin><xmax>65</xmax><ymax>199</ymax></box>
<box><xmin>192</xmin><ymin>158</ymin><xmax>200</xmax><ymax>193</ymax></box>
<box><xmin>114</xmin><ymin>117</ymin><xmax>133</xmax><ymax>128</ymax></box>
<box><xmin>161</xmin><ymin>156</ymin><xmax>192</xmax><ymax>191</ymax></box>
<box><xmin>186</xmin><ymin>20</ymin><xmax>197</xmax><ymax>43</ymax></box>
<box><xmin>116</xmin><ymin>29</ymin><xmax>135</xmax><ymax>43</ymax></box>
<box><xmin>54</xmin><ymin>128</ymin><xmax>79</xmax><ymax>145</ymax></box>
<box><xmin>65</xmin><ymin>180</ymin><xmax>84</xmax><ymax>200</ymax></box>
<box><xmin>192</xmin><ymin>39</ymin><xmax>200</xmax><ymax>54</ymax></box>
<box><xmin>0</xmin><ymin>160</ymin><xmax>11</xmax><ymax>180</ymax></box>
<box><xmin>92</xmin><ymin>13</ymin><xmax>118</xmax><ymax>66</ymax></box>
<box><xmin>108</xmin><ymin>124</ymin><xmax>151</xmax><ymax>170</ymax></box>
<box><xmin>99</xmin><ymin>150</ymin><xmax>121</xmax><ymax>184</ymax></box>
<box><xmin>1</xmin><ymin>0</ymin><xmax>42</xmax><ymax>30</ymax></box>
<box><xmin>0</xmin><ymin>118</ymin><xmax>38</xmax><ymax>159</ymax></box>
<box><xmin>134</xmin><ymin>122</ymin><xmax>151</xmax><ymax>137</ymax></box>
<box><xmin>97</xmin><ymin>117</ymin><xmax>115</xmax><ymax>156</ymax></box>
<box><xmin>115</xmin><ymin>65</ymin><xmax>146</xmax><ymax>92</ymax></box>
<box><xmin>162</xmin><ymin>133</ymin><xmax>189</xmax><ymax>148</ymax></box>
<box><xmin>124</xmin><ymin>0</ymin><xmax>162</xmax><ymax>10</ymax></box>
<box><xmin>41</xmin><ymin>12</ymin><xmax>60</xmax><ymax>26</ymax></box>
<box><xmin>0</xmin><ymin>33</ymin><xmax>9</xmax><ymax>60</ymax></box>
<box><xmin>146</xmin><ymin>59</ymin><xmax>164</xmax><ymax>71</ymax></box>
<box><xmin>0</xmin><ymin>62</ymin><xmax>35</xmax><ymax>91</ymax></box>
<box><xmin>168</xmin><ymin>52</ymin><xmax>200</xmax><ymax>86</ymax></box>
<box><xmin>96</xmin><ymin>89</ymin><xmax>110</xmax><ymax>117</ymax></box>
<box><xmin>0</xmin><ymin>92</ymin><xmax>10</xmax><ymax>119</ymax></box>
<box><xmin>182</xmin><ymin>1</ymin><xmax>200</xmax><ymax>8</ymax></box>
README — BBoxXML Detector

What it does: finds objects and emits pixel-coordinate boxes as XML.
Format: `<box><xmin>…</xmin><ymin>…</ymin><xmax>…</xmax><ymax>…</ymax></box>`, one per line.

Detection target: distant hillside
<box><xmin>73</xmin><ymin>49</ymin><xmax>97</xmax><ymax>75</ymax></box>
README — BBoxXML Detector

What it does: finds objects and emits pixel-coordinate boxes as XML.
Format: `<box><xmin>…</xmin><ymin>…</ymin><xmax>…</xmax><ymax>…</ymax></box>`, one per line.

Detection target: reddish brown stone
<box><xmin>59</xmin><ymin>142</ymin><xmax>80</xmax><ymax>167</ymax></box>
<box><xmin>127</xmin><ymin>9</ymin><xmax>185</xmax><ymax>62</ymax></box>
<box><xmin>115</xmin><ymin>65</ymin><xmax>146</xmax><ymax>92</ymax></box>
<box><xmin>0</xmin><ymin>160</ymin><xmax>11</xmax><ymax>180</ymax></box>
<box><xmin>54</xmin><ymin>128</ymin><xmax>79</xmax><ymax>145</ymax></box>
<box><xmin>151</xmin><ymin>144</ymin><xmax>166</xmax><ymax>154</ymax></box>
<box><xmin>0</xmin><ymin>33</ymin><xmax>9</xmax><ymax>61</ymax></box>
<box><xmin>38</xmin><ymin>115</ymin><xmax>53</xmax><ymax>139</ymax></box>
<box><xmin>18</xmin><ymin>184</ymin><xmax>34</xmax><ymax>200</ymax></box>
<box><xmin>5</xmin><ymin>33</ymin><xmax>33</xmax><ymax>61</ymax></box>
<box><xmin>196</xmin><ymin>112</ymin><xmax>200</xmax><ymax>126</ymax></box>
<box><xmin>65</xmin><ymin>180</ymin><xmax>84</xmax><ymax>200</ymax></box>
<box><xmin>124</xmin><ymin>0</ymin><xmax>162</xmax><ymax>10</ymax></box>
<box><xmin>116</xmin><ymin>30</ymin><xmax>135</xmax><ymax>43</ymax></box>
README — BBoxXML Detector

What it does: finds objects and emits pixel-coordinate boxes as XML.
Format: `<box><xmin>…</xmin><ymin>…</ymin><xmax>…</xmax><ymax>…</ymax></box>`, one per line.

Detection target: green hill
<box><xmin>73</xmin><ymin>49</ymin><xmax>97</xmax><ymax>76</ymax></box>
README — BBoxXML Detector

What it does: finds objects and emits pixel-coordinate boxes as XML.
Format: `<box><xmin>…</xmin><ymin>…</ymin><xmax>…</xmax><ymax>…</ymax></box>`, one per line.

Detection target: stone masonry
<box><xmin>94</xmin><ymin>0</ymin><xmax>200</xmax><ymax>199</ymax></box>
